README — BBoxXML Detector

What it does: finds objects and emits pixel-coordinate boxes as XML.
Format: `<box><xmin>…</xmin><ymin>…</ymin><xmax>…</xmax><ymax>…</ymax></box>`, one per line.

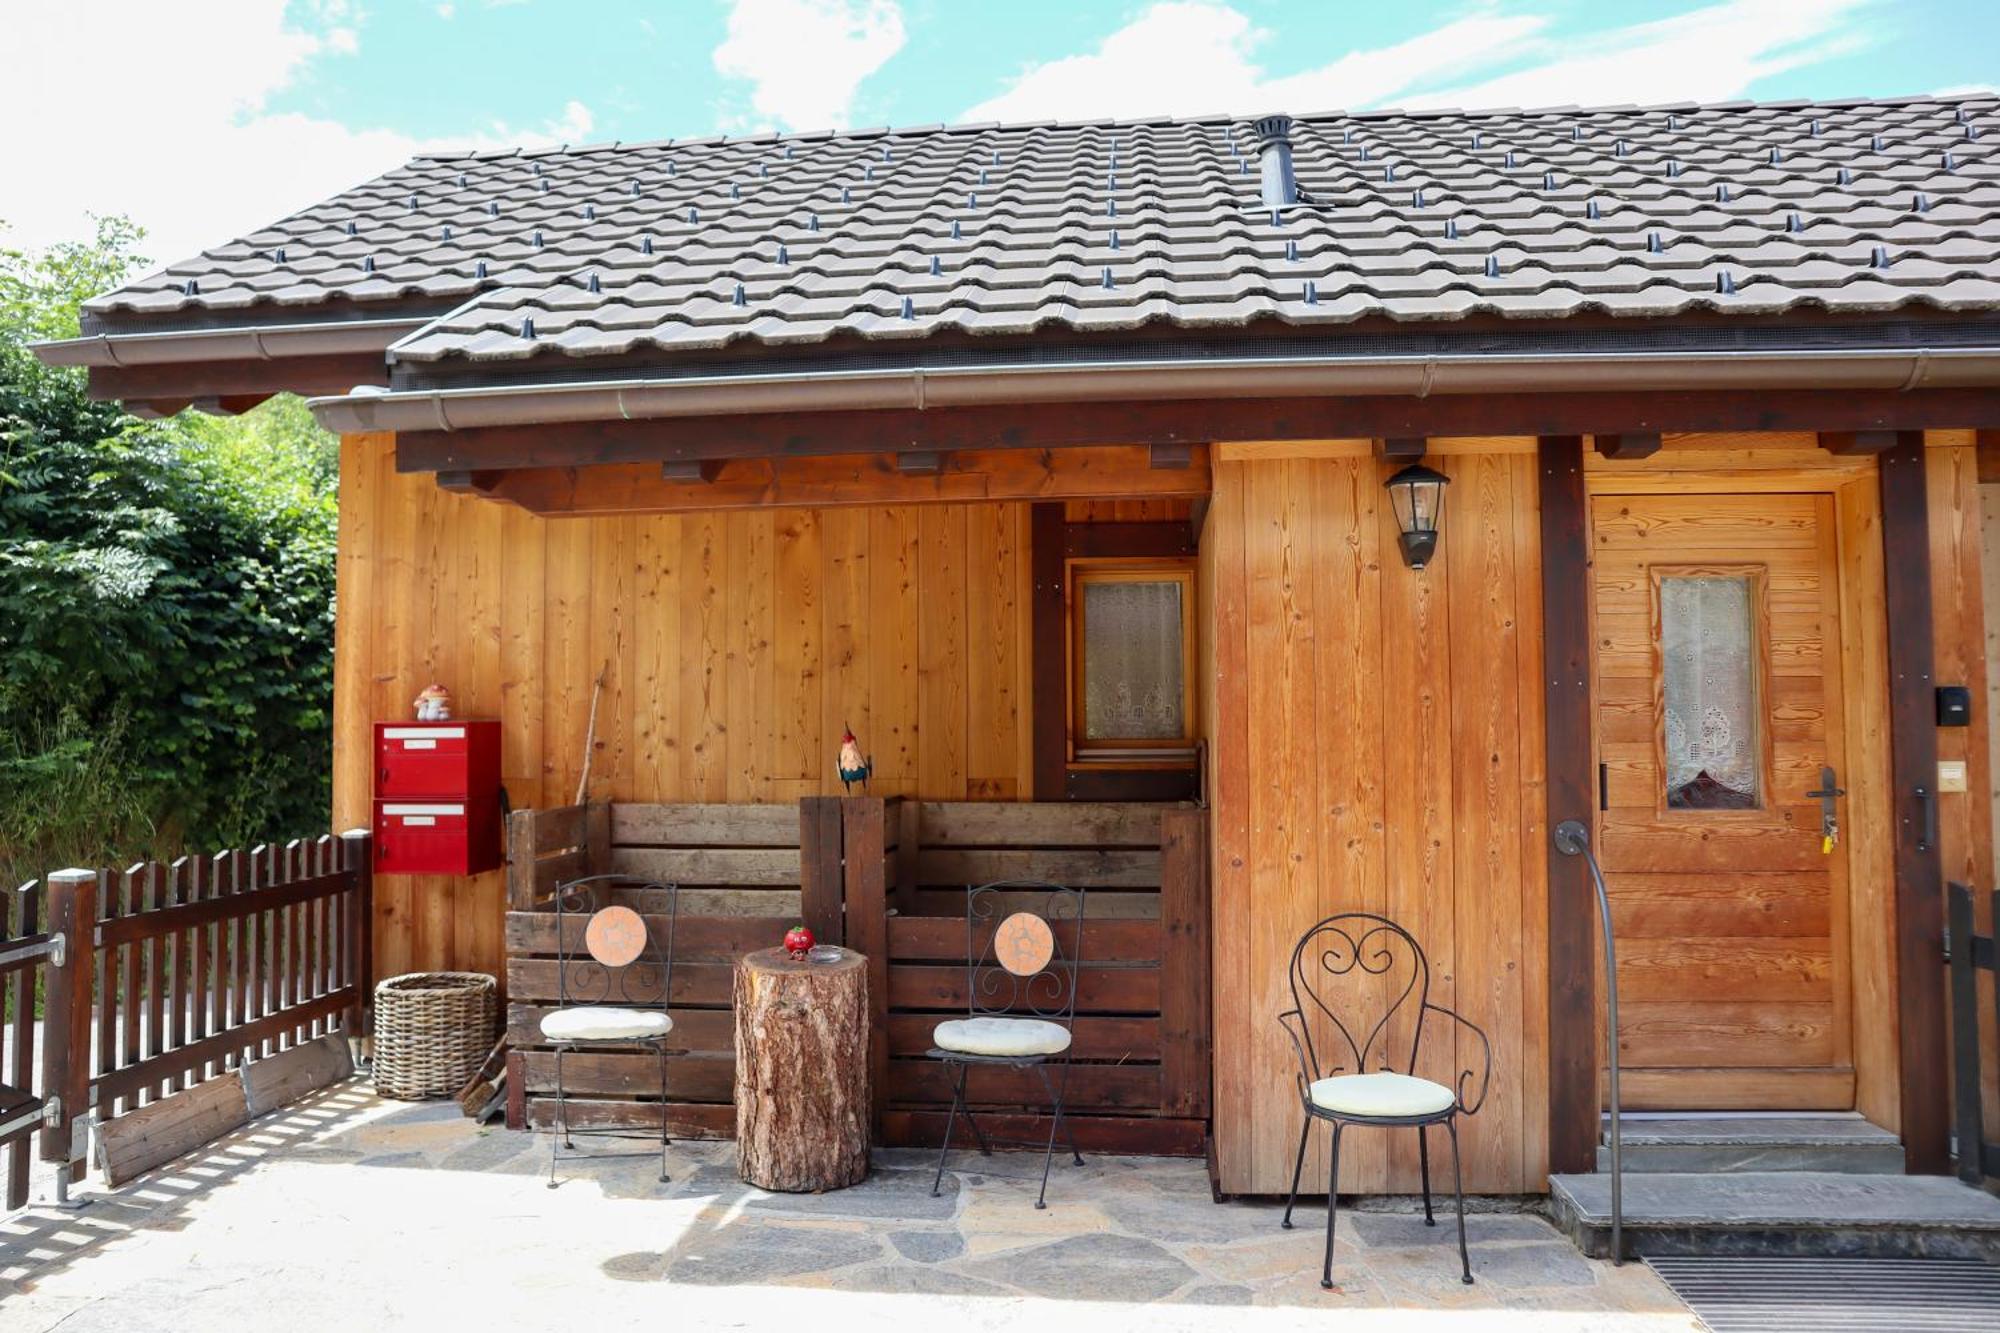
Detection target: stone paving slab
<box><xmin>0</xmin><ymin>1080</ymin><xmax>1701</xmax><ymax>1332</ymax></box>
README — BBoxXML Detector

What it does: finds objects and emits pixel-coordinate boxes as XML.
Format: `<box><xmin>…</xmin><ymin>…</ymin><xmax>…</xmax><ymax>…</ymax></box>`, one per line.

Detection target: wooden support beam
<box><xmin>89</xmin><ymin>351</ymin><xmax>390</xmax><ymax>403</ymax></box>
<box><xmin>1377</xmin><ymin>436</ymin><xmax>1427</xmax><ymax>459</ymax></box>
<box><xmin>1030</xmin><ymin>504</ymin><xmax>1067</xmax><ymax>803</ymax></box>
<box><xmin>1979</xmin><ymin>430</ymin><xmax>2000</xmax><ymax>483</ymax></box>
<box><xmin>1877</xmin><ymin>431</ymin><xmax>1951</xmax><ymax>1175</ymax></box>
<box><xmin>1592</xmin><ymin>432</ymin><xmax>1661</xmax><ymax>460</ymax></box>
<box><xmin>660</xmin><ymin>458</ymin><xmax>724</xmax><ymax>483</ymax></box>
<box><xmin>1537</xmin><ymin>435</ymin><xmax>1597</xmax><ymax>1177</ymax></box>
<box><xmin>1149</xmin><ymin>442</ymin><xmax>1195</xmax><ymax>469</ymax></box>
<box><xmin>436</xmin><ymin>469</ymin><xmax>502</xmax><ymax>495</ymax></box>
<box><xmin>393</xmin><ymin>388</ymin><xmax>2000</xmax><ymax>477</ymax></box>
<box><xmin>469</xmin><ymin>444</ymin><xmax>1212</xmax><ymax>516</ymax></box>
<box><xmin>1824</xmin><ymin>430</ymin><xmax>1900</xmax><ymax>456</ymax></box>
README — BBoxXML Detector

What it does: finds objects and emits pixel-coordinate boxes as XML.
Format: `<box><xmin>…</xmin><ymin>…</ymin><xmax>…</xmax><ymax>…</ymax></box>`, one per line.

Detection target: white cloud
<box><xmin>713</xmin><ymin>0</ymin><xmax>906</xmax><ymax>131</ymax></box>
<box><xmin>962</xmin><ymin>0</ymin><xmax>1875</xmax><ymax>124</ymax></box>
<box><xmin>0</xmin><ymin>1</ymin><xmax>591</xmax><ymax>267</ymax></box>
<box><xmin>963</xmin><ymin>2</ymin><xmax>1545</xmax><ymax>122</ymax></box>
<box><xmin>1402</xmin><ymin>0</ymin><xmax>1877</xmax><ymax>110</ymax></box>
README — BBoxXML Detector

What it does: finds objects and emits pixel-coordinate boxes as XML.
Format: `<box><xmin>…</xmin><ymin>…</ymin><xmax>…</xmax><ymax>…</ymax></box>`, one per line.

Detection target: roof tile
<box><xmin>82</xmin><ymin>94</ymin><xmax>2000</xmax><ymax>364</ymax></box>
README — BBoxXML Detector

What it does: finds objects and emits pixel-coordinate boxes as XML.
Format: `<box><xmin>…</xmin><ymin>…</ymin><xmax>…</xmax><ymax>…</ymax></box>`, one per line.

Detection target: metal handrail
<box><xmin>1554</xmin><ymin>819</ymin><xmax>1622</xmax><ymax>1264</ymax></box>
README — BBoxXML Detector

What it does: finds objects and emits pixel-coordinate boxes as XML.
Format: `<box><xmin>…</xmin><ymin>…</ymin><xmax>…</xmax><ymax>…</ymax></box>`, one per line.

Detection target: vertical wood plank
<box><xmin>1160</xmin><ymin>807</ymin><xmax>1211</xmax><ymax>1118</ymax></box>
<box><xmin>798</xmin><ymin>796</ymin><xmax>845</xmax><ymax>946</ymax></box>
<box><xmin>1380</xmin><ymin>454</ymin><xmax>1455</xmax><ymax>1191</ymax></box>
<box><xmin>917</xmin><ymin>506</ymin><xmax>968</xmax><ymax>799</ymax></box>
<box><xmin>1538</xmin><ymin>436</ymin><xmax>1597</xmax><ymax>1177</ymax></box>
<box><xmin>841</xmin><ymin>797</ymin><xmax>891</xmax><ymax>1138</ymax></box>
<box><xmin>1510</xmin><ymin>453</ymin><xmax>1553</xmax><ymax>1190</ymax></box>
<box><xmin>1881</xmin><ymin>432</ymin><xmax>1951</xmax><ymax>1173</ymax></box>
<box><xmin>869</xmin><ymin>506</ymin><xmax>921</xmax><ymax>794</ymax></box>
<box><xmin>820</xmin><ymin>508</ymin><xmax>870</xmax><ymax>796</ymax></box>
<box><xmin>1030</xmin><ymin>503</ymin><xmax>1067</xmax><ymax>800</ymax></box>
<box><xmin>729</xmin><ymin>511</ymin><xmax>777</xmax><ymax>802</ymax></box>
<box><xmin>966</xmin><ymin>503</ymin><xmax>1023</xmax><ymax>799</ymax></box>
<box><xmin>771</xmin><ymin>509</ymin><xmax>822</xmax><ymax>788</ymax></box>
<box><xmin>1205</xmin><ymin>460</ymin><xmax>1253</xmax><ymax>1190</ymax></box>
<box><xmin>681</xmin><ymin>511</ymin><xmax>728</xmax><ymax>801</ymax></box>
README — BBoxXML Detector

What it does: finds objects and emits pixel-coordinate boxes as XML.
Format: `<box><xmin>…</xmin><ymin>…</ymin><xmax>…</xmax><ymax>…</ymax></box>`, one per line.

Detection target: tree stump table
<box><xmin>732</xmin><ymin>946</ymin><xmax>870</xmax><ymax>1192</ymax></box>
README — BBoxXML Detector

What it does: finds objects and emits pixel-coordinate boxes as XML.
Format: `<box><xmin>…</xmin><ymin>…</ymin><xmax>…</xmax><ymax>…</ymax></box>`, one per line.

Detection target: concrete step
<box><xmin>1597</xmin><ymin>1115</ymin><xmax>1905</xmax><ymax>1174</ymax></box>
<box><xmin>1549</xmin><ymin>1171</ymin><xmax>2000</xmax><ymax>1261</ymax></box>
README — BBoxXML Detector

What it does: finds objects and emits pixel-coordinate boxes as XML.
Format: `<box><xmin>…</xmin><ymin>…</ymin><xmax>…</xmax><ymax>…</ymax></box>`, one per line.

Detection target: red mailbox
<box><xmin>372</xmin><ymin>721</ymin><xmax>503</xmax><ymax>875</ymax></box>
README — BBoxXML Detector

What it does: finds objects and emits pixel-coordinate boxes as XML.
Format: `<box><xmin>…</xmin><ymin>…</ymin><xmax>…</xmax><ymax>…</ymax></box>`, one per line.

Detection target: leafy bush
<box><xmin>0</xmin><ymin>218</ymin><xmax>337</xmax><ymax>887</ymax></box>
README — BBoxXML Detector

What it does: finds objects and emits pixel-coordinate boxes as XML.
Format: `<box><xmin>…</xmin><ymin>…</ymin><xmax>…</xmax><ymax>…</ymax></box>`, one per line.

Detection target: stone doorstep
<box><xmin>1549</xmin><ymin>1171</ymin><xmax>2000</xmax><ymax>1262</ymax></box>
<box><xmin>1597</xmin><ymin>1116</ymin><xmax>1906</xmax><ymax>1175</ymax></box>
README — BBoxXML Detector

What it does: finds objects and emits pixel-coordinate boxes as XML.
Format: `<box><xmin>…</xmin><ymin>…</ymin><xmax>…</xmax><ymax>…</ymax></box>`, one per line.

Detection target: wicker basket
<box><xmin>372</xmin><ymin>971</ymin><xmax>497</xmax><ymax>1100</ymax></box>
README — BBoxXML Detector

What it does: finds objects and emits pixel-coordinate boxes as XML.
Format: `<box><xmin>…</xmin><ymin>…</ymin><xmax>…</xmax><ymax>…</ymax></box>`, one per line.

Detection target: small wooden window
<box><xmin>1066</xmin><ymin>560</ymin><xmax>1198</xmax><ymax>761</ymax></box>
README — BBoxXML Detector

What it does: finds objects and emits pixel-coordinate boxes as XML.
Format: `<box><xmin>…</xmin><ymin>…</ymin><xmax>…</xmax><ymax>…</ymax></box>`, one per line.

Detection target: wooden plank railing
<box><xmin>1947</xmin><ymin>882</ymin><xmax>1999</xmax><ymax>1184</ymax></box>
<box><xmin>499</xmin><ymin>798</ymin><xmax>1212</xmax><ymax>1158</ymax></box>
<box><xmin>1</xmin><ymin>878</ymin><xmax>58</xmax><ymax>1209</ymax></box>
<box><xmin>9</xmin><ymin>831</ymin><xmax>373</xmax><ymax>1201</ymax></box>
<box><xmin>502</xmin><ymin>802</ymin><xmax>819</xmax><ymax>1138</ymax></box>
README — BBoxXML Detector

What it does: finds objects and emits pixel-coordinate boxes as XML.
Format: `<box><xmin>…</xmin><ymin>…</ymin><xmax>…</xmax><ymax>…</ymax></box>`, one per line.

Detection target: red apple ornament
<box><xmin>784</xmin><ymin>924</ymin><xmax>816</xmax><ymax>961</ymax></box>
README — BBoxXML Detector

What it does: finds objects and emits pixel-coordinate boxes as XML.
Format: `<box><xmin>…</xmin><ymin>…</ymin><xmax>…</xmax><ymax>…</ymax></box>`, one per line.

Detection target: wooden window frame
<box><xmin>1066</xmin><ymin>560</ymin><xmax>1200</xmax><ymax>761</ymax></box>
<box><xmin>1030</xmin><ymin>504</ymin><xmax>1199</xmax><ymax>801</ymax></box>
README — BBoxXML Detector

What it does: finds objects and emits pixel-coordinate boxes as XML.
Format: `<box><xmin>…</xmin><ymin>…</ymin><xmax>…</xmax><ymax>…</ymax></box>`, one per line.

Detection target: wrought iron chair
<box><xmin>927</xmin><ymin>879</ymin><xmax>1086</xmax><ymax>1209</ymax></box>
<box><xmin>542</xmin><ymin>873</ymin><xmax>679</xmax><ymax>1188</ymax></box>
<box><xmin>1276</xmin><ymin>912</ymin><xmax>1491</xmax><ymax>1288</ymax></box>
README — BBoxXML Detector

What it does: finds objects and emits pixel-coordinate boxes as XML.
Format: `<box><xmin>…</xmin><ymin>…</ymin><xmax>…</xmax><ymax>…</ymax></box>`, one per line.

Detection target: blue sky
<box><xmin>5</xmin><ymin>1</ymin><xmax>1996</xmax><ymax>266</ymax></box>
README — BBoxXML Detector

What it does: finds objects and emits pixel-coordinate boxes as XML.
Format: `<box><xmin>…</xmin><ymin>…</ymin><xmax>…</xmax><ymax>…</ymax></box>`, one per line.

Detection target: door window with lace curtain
<box><xmin>1657</xmin><ymin>569</ymin><xmax>1767</xmax><ymax>811</ymax></box>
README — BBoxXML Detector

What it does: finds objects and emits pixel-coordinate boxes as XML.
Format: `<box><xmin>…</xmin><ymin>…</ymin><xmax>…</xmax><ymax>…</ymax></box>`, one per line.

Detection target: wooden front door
<box><xmin>1591</xmin><ymin>492</ymin><xmax>1853</xmax><ymax>1110</ymax></box>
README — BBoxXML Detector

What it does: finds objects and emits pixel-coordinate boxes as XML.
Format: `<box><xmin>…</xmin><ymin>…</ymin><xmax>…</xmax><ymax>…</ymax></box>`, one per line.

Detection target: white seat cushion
<box><xmin>1308</xmin><ymin>1072</ymin><xmax>1455</xmax><ymax>1119</ymax></box>
<box><xmin>933</xmin><ymin>1016</ymin><xmax>1072</xmax><ymax>1058</ymax></box>
<box><xmin>539</xmin><ymin>1006</ymin><xmax>673</xmax><ymax>1042</ymax></box>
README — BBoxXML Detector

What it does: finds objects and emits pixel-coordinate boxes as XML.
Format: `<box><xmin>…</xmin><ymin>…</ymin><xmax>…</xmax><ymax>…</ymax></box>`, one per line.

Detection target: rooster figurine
<box><xmin>836</xmin><ymin>726</ymin><xmax>873</xmax><ymax>793</ymax></box>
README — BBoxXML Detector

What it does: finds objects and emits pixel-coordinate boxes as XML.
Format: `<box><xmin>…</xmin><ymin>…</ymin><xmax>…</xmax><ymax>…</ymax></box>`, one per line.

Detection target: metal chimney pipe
<box><xmin>1252</xmin><ymin>114</ymin><xmax>1297</xmax><ymax>207</ymax></box>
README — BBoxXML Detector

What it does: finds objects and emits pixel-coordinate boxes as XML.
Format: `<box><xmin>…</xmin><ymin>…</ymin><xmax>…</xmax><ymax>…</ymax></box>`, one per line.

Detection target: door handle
<box><xmin>1598</xmin><ymin>762</ymin><xmax>1609</xmax><ymax>812</ymax></box>
<box><xmin>1806</xmin><ymin>765</ymin><xmax>1844</xmax><ymax>848</ymax></box>
<box><xmin>1916</xmin><ymin>785</ymin><xmax>1937</xmax><ymax>853</ymax></box>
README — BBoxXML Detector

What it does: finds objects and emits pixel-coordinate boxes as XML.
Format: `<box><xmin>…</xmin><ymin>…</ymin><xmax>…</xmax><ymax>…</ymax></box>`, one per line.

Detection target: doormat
<box><xmin>1646</xmin><ymin>1255</ymin><xmax>2000</xmax><ymax>1333</ymax></box>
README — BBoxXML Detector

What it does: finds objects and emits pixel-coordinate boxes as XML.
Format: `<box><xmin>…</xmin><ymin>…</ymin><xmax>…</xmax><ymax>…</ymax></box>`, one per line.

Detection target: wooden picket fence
<box><xmin>502</xmin><ymin>797</ymin><xmax>1211</xmax><ymax>1156</ymax></box>
<box><xmin>0</xmin><ymin>833</ymin><xmax>372</xmax><ymax>1208</ymax></box>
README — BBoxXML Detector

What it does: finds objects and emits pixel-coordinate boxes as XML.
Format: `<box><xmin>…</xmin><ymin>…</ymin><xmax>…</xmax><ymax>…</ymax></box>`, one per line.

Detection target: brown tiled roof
<box><xmin>82</xmin><ymin>95</ymin><xmax>2000</xmax><ymax>369</ymax></box>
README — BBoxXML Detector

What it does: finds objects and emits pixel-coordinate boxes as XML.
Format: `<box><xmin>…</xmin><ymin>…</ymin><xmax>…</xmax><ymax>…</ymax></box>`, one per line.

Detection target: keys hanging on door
<box><xmin>1806</xmin><ymin>764</ymin><xmax>1845</xmax><ymax>854</ymax></box>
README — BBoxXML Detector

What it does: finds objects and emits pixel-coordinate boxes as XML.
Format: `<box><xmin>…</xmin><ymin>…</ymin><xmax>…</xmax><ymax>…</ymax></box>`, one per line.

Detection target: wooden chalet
<box><xmin>38</xmin><ymin>94</ymin><xmax>2000</xmax><ymax>1198</ymax></box>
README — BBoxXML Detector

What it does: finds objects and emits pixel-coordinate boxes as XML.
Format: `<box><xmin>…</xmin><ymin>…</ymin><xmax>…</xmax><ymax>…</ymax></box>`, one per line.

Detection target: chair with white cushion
<box><xmin>927</xmin><ymin>879</ymin><xmax>1086</xmax><ymax>1209</ymax></box>
<box><xmin>1276</xmin><ymin>912</ymin><xmax>1491</xmax><ymax>1288</ymax></box>
<box><xmin>541</xmin><ymin>873</ymin><xmax>679</xmax><ymax>1188</ymax></box>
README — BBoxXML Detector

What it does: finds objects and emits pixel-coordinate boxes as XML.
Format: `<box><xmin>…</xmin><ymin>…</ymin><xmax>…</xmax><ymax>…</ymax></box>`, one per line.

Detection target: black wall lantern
<box><xmin>1385</xmin><ymin>463</ymin><xmax>1449</xmax><ymax>570</ymax></box>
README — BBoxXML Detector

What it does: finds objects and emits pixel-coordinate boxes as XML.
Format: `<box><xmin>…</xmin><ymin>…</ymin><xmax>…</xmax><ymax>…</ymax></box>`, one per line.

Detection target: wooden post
<box><xmin>841</xmin><ymin>797</ymin><xmax>891</xmax><ymax>1141</ymax></box>
<box><xmin>1159</xmin><ymin>807</ymin><xmax>1212</xmax><ymax>1119</ymax></box>
<box><xmin>584</xmin><ymin>801</ymin><xmax>612</xmax><ymax>876</ymax></box>
<box><xmin>341</xmin><ymin>829</ymin><xmax>374</xmax><ymax>1036</ymax></box>
<box><xmin>505</xmin><ymin>810</ymin><xmax>539</xmax><ymax>911</ymax></box>
<box><xmin>798</xmin><ymin>796</ymin><xmax>845</xmax><ymax>946</ymax></box>
<box><xmin>1879</xmin><ymin>431</ymin><xmax>1951</xmax><ymax>1174</ymax></box>
<box><xmin>39</xmin><ymin>868</ymin><xmax>97</xmax><ymax>1181</ymax></box>
<box><xmin>1947</xmin><ymin>884</ymin><xmax>1984</xmax><ymax>1185</ymax></box>
<box><xmin>1537</xmin><ymin>435</ymin><xmax>1598</xmax><ymax>1177</ymax></box>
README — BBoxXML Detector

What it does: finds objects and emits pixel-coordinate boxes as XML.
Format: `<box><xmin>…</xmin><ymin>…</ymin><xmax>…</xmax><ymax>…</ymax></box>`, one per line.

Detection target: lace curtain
<box><xmin>1660</xmin><ymin>575</ymin><xmax>1759</xmax><ymax>809</ymax></box>
<box><xmin>1081</xmin><ymin>579</ymin><xmax>1185</xmax><ymax>741</ymax></box>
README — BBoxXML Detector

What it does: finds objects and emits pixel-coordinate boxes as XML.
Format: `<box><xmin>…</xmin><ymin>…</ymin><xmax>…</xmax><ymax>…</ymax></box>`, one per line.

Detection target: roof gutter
<box><xmin>34</xmin><ymin>316</ymin><xmax>434</xmax><ymax>369</ymax></box>
<box><xmin>306</xmin><ymin>345</ymin><xmax>2000</xmax><ymax>436</ymax></box>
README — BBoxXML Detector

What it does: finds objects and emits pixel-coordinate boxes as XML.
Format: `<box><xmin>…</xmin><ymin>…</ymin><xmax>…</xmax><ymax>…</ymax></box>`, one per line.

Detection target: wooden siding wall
<box><xmin>332</xmin><ymin>432</ymin><xmax>1035</xmax><ymax>982</ymax></box>
<box><xmin>1204</xmin><ymin>444</ymin><xmax>1549</xmax><ymax>1196</ymax></box>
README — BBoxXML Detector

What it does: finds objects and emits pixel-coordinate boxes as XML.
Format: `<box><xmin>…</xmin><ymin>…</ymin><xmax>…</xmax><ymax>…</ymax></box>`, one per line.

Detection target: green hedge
<box><xmin>1</xmin><ymin>218</ymin><xmax>337</xmax><ymax>885</ymax></box>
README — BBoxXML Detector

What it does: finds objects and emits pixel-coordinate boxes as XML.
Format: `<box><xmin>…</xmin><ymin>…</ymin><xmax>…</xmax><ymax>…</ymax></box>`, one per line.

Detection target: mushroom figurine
<box><xmin>413</xmin><ymin>683</ymin><xmax>453</xmax><ymax>721</ymax></box>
